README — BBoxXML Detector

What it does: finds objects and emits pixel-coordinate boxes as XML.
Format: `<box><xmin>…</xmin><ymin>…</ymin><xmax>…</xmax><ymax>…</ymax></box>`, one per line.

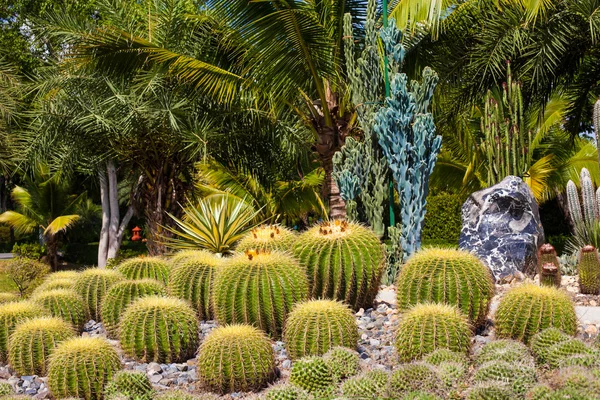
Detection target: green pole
<box><xmin>382</xmin><ymin>0</ymin><xmax>395</xmax><ymax>228</ymax></box>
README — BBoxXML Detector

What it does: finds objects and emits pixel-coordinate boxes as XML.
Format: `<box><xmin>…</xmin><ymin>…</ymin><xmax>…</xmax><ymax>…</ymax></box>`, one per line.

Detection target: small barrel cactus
<box><xmin>74</xmin><ymin>268</ymin><xmax>124</xmax><ymax>321</ymax></box>
<box><xmin>322</xmin><ymin>346</ymin><xmax>360</xmax><ymax>381</ymax></box>
<box><xmin>31</xmin><ymin>289</ymin><xmax>87</xmax><ymax>331</ymax></box>
<box><xmin>473</xmin><ymin>361</ymin><xmax>537</xmax><ymax>395</ymax></box>
<box><xmin>104</xmin><ymin>370</ymin><xmax>154</xmax><ymax>400</ymax></box>
<box><xmin>554</xmin><ymin>366</ymin><xmax>600</xmax><ymax>396</ymax></box>
<box><xmin>0</xmin><ymin>382</ymin><xmax>13</xmax><ymax>395</ymax></box>
<box><xmin>213</xmin><ymin>250</ymin><xmax>308</xmax><ymax>337</ymax></box>
<box><xmin>197</xmin><ymin>324</ymin><xmax>276</xmax><ymax>394</ymax></box>
<box><xmin>0</xmin><ymin>293</ymin><xmax>19</xmax><ymax>304</ymax></box>
<box><xmin>578</xmin><ymin>245</ymin><xmax>600</xmax><ymax>294</ymax></box>
<box><xmin>545</xmin><ymin>339</ymin><xmax>594</xmax><ymax>369</ymax></box>
<box><xmin>475</xmin><ymin>339</ymin><xmax>534</xmax><ymax>366</ymax></box>
<box><xmin>101</xmin><ymin>279</ymin><xmax>166</xmax><ymax>338</ymax></box>
<box><xmin>154</xmin><ymin>390</ymin><xmax>219</xmax><ymax>400</ymax></box>
<box><xmin>45</xmin><ymin>270</ymin><xmax>80</xmax><ymax>281</ymax></box>
<box><xmin>495</xmin><ymin>284</ymin><xmax>577</xmax><ymax>343</ymax></box>
<box><xmin>293</xmin><ymin>220</ymin><xmax>385</xmax><ymax>310</ymax></box>
<box><xmin>402</xmin><ymin>392</ymin><xmax>443</xmax><ymax>400</ymax></box>
<box><xmin>436</xmin><ymin>361</ymin><xmax>467</xmax><ymax>388</ymax></box>
<box><xmin>289</xmin><ymin>356</ymin><xmax>334</xmax><ymax>394</ymax></box>
<box><xmin>47</xmin><ymin>337</ymin><xmax>121</xmax><ymax>400</ymax></box>
<box><xmin>423</xmin><ymin>349</ymin><xmax>469</xmax><ymax>366</ymax></box>
<box><xmin>263</xmin><ymin>383</ymin><xmax>311</xmax><ymax>400</ymax></box>
<box><xmin>340</xmin><ymin>370</ymin><xmax>389</xmax><ymax>399</ymax></box>
<box><xmin>388</xmin><ymin>363</ymin><xmax>445</xmax><ymax>398</ymax></box>
<box><xmin>559</xmin><ymin>353</ymin><xmax>600</xmax><ymax>368</ymax></box>
<box><xmin>395</xmin><ymin>303</ymin><xmax>471</xmax><ymax>362</ymax></box>
<box><xmin>236</xmin><ymin>224</ymin><xmax>297</xmax><ymax>252</ymax></box>
<box><xmin>116</xmin><ymin>257</ymin><xmax>171</xmax><ymax>285</ymax></box>
<box><xmin>33</xmin><ymin>278</ymin><xmax>76</xmax><ymax>294</ymax></box>
<box><xmin>396</xmin><ymin>248</ymin><xmax>495</xmax><ymax>327</ymax></box>
<box><xmin>283</xmin><ymin>299</ymin><xmax>359</xmax><ymax>359</ymax></box>
<box><xmin>538</xmin><ymin>244</ymin><xmax>561</xmax><ymax>287</ymax></box>
<box><xmin>167</xmin><ymin>251</ymin><xmax>222</xmax><ymax>320</ymax></box>
<box><xmin>466</xmin><ymin>382</ymin><xmax>513</xmax><ymax>400</ymax></box>
<box><xmin>530</xmin><ymin>327</ymin><xmax>571</xmax><ymax>365</ymax></box>
<box><xmin>0</xmin><ymin>300</ymin><xmax>47</xmax><ymax>362</ymax></box>
<box><xmin>8</xmin><ymin>316</ymin><xmax>75</xmax><ymax>376</ymax></box>
<box><xmin>168</xmin><ymin>250</ymin><xmax>208</xmax><ymax>267</ymax></box>
<box><xmin>119</xmin><ymin>296</ymin><xmax>198</xmax><ymax>363</ymax></box>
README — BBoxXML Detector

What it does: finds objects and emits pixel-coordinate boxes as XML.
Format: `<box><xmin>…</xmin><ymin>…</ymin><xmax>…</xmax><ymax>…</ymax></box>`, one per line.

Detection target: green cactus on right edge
<box><xmin>31</xmin><ymin>289</ymin><xmax>87</xmax><ymax>331</ymax></box>
<box><xmin>0</xmin><ymin>300</ymin><xmax>47</xmax><ymax>362</ymax></box>
<box><xmin>289</xmin><ymin>356</ymin><xmax>335</xmax><ymax>394</ymax></box>
<box><xmin>395</xmin><ymin>303</ymin><xmax>471</xmax><ymax>362</ymax></box>
<box><xmin>388</xmin><ymin>363</ymin><xmax>445</xmax><ymax>398</ymax></box>
<box><xmin>340</xmin><ymin>370</ymin><xmax>389</xmax><ymax>399</ymax></box>
<box><xmin>530</xmin><ymin>327</ymin><xmax>571</xmax><ymax>365</ymax></box>
<box><xmin>538</xmin><ymin>244</ymin><xmax>561</xmax><ymax>287</ymax></box>
<box><xmin>545</xmin><ymin>339</ymin><xmax>594</xmax><ymax>369</ymax></box>
<box><xmin>555</xmin><ymin>366</ymin><xmax>600</xmax><ymax>396</ymax></box>
<box><xmin>578</xmin><ymin>245</ymin><xmax>600</xmax><ymax>294</ymax></box>
<box><xmin>475</xmin><ymin>339</ymin><xmax>534</xmax><ymax>366</ymax></box>
<box><xmin>495</xmin><ymin>284</ymin><xmax>577</xmax><ymax>344</ymax></box>
<box><xmin>473</xmin><ymin>361</ymin><xmax>537</xmax><ymax>395</ymax></box>
<box><xmin>236</xmin><ymin>224</ymin><xmax>297</xmax><ymax>253</ymax></box>
<box><xmin>116</xmin><ymin>257</ymin><xmax>171</xmax><ymax>285</ymax></box>
<box><xmin>466</xmin><ymin>382</ymin><xmax>513</xmax><ymax>400</ymax></box>
<box><xmin>104</xmin><ymin>370</ymin><xmax>154</xmax><ymax>400</ymax></box>
<box><xmin>263</xmin><ymin>383</ymin><xmax>311</xmax><ymax>400</ymax></box>
<box><xmin>323</xmin><ymin>346</ymin><xmax>360</xmax><ymax>381</ymax></box>
<box><xmin>47</xmin><ymin>337</ymin><xmax>121</xmax><ymax>400</ymax></box>
<box><xmin>74</xmin><ymin>268</ymin><xmax>124</xmax><ymax>320</ymax></box>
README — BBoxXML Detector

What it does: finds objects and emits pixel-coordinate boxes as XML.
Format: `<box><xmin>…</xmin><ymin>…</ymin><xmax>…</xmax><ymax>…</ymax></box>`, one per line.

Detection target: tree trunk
<box><xmin>98</xmin><ymin>170</ymin><xmax>110</xmax><ymax>268</ymax></box>
<box><xmin>319</xmin><ymin>149</ymin><xmax>346</xmax><ymax>219</ymax></box>
<box><xmin>46</xmin><ymin>234</ymin><xmax>59</xmax><ymax>271</ymax></box>
<box><xmin>106</xmin><ymin>160</ymin><xmax>121</xmax><ymax>260</ymax></box>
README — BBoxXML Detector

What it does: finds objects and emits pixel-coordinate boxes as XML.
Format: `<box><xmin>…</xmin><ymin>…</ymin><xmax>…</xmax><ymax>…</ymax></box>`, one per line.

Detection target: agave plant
<box><xmin>164</xmin><ymin>194</ymin><xmax>262</xmax><ymax>255</ymax></box>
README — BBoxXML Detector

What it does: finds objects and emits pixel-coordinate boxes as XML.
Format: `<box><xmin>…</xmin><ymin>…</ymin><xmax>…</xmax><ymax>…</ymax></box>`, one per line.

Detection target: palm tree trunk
<box><xmin>98</xmin><ymin>169</ymin><xmax>110</xmax><ymax>267</ymax></box>
<box><xmin>46</xmin><ymin>234</ymin><xmax>59</xmax><ymax>271</ymax></box>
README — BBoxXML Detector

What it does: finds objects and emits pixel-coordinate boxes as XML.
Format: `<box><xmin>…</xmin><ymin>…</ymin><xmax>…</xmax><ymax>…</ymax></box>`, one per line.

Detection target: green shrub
<box><xmin>197</xmin><ymin>324</ymin><xmax>276</xmax><ymax>394</ymax></box>
<box><xmin>293</xmin><ymin>220</ymin><xmax>385</xmax><ymax>310</ymax></box>
<box><xmin>4</xmin><ymin>257</ymin><xmax>50</xmax><ymax>297</ymax></box>
<box><xmin>395</xmin><ymin>303</ymin><xmax>471</xmax><ymax>362</ymax></box>
<box><xmin>8</xmin><ymin>316</ymin><xmax>75</xmax><ymax>375</ymax></box>
<box><xmin>423</xmin><ymin>349</ymin><xmax>468</xmax><ymax>366</ymax></box>
<box><xmin>47</xmin><ymin>337</ymin><xmax>121</xmax><ymax>400</ymax></box>
<box><xmin>0</xmin><ymin>300</ymin><xmax>47</xmax><ymax>362</ymax></box>
<box><xmin>475</xmin><ymin>339</ymin><xmax>534</xmax><ymax>366</ymax></box>
<box><xmin>167</xmin><ymin>251</ymin><xmax>221</xmax><ymax>320</ymax></box>
<box><xmin>466</xmin><ymin>382</ymin><xmax>513</xmax><ymax>400</ymax></box>
<box><xmin>74</xmin><ymin>268</ymin><xmax>124</xmax><ymax>320</ymax></box>
<box><xmin>495</xmin><ymin>284</ymin><xmax>577</xmax><ymax>344</ymax></box>
<box><xmin>119</xmin><ymin>296</ymin><xmax>198</xmax><ymax>363</ymax></box>
<box><xmin>545</xmin><ymin>339</ymin><xmax>594</xmax><ymax>369</ymax></box>
<box><xmin>340</xmin><ymin>370</ymin><xmax>389</xmax><ymax>399</ymax></box>
<box><xmin>322</xmin><ymin>346</ymin><xmax>360</xmax><ymax>381</ymax></box>
<box><xmin>473</xmin><ymin>361</ymin><xmax>537</xmax><ymax>395</ymax></box>
<box><xmin>31</xmin><ymin>289</ymin><xmax>87</xmax><ymax>331</ymax></box>
<box><xmin>0</xmin><ymin>293</ymin><xmax>19</xmax><ymax>304</ymax></box>
<box><xmin>388</xmin><ymin>363</ymin><xmax>444</xmax><ymax>398</ymax></box>
<box><xmin>101</xmin><ymin>279</ymin><xmax>166</xmax><ymax>338</ymax></box>
<box><xmin>530</xmin><ymin>327</ymin><xmax>571</xmax><ymax>365</ymax></box>
<box><xmin>116</xmin><ymin>257</ymin><xmax>170</xmax><ymax>285</ymax></box>
<box><xmin>263</xmin><ymin>383</ymin><xmax>311</xmax><ymax>400</ymax></box>
<box><xmin>289</xmin><ymin>356</ymin><xmax>334</xmax><ymax>394</ymax></box>
<box><xmin>236</xmin><ymin>224</ymin><xmax>296</xmax><ymax>252</ymax></box>
<box><xmin>577</xmin><ymin>245</ymin><xmax>600</xmax><ymax>294</ymax></box>
<box><xmin>213</xmin><ymin>250</ymin><xmax>308</xmax><ymax>337</ymax></box>
<box><xmin>422</xmin><ymin>193</ymin><xmax>463</xmax><ymax>241</ymax></box>
<box><xmin>396</xmin><ymin>248</ymin><xmax>494</xmax><ymax>327</ymax></box>
<box><xmin>283</xmin><ymin>299</ymin><xmax>359</xmax><ymax>359</ymax></box>
<box><xmin>104</xmin><ymin>371</ymin><xmax>154</xmax><ymax>400</ymax></box>
<box><xmin>11</xmin><ymin>243</ymin><xmax>46</xmax><ymax>260</ymax></box>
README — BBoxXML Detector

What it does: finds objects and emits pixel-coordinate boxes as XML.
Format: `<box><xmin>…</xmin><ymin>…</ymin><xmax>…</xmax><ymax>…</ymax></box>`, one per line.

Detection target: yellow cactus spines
<box><xmin>578</xmin><ymin>245</ymin><xmax>600</xmax><ymax>294</ymax></box>
<box><xmin>31</xmin><ymin>289</ymin><xmax>87</xmax><ymax>331</ymax></box>
<box><xmin>8</xmin><ymin>316</ymin><xmax>75</xmax><ymax>375</ymax></box>
<box><xmin>168</xmin><ymin>250</ymin><xmax>209</xmax><ymax>267</ymax></box>
<box><xmin>104</xmin><ymin>370</ymin><xmax>154</xmax><ymax>400</ymax></box>
<box><xmin>213</xmin><ymin>250</ymin><xmax>308</xmax><ymax>337</ymax></box>
<box><xmin>396</xmin><ymin>248</ymin><xmax>495</xmax><ymax>327</ymax></box>
<box><xmin>197</xmin><ymin>324</ymin><xmax>276</xmax><ymax>394</ymax></box>
<box><xmin>283</xmin><ymin>299</ymin><xmax>359</xmax><ymax>359</ymax></box>
<box><xmin>167</xmin><ymin>251</ymin><xmax>222</xmax><ymax>320</ymax></box>
<box><xmin>495</xmin><ymin>284</ymin><xmax>577</xmax><ymax>344</ymax></box>
<box><xmin>236</xmin><ymin>224</ymin><xmax>297</xmax><ymax>252</ymax></box>
<box><xmin>116</xmin><ymin>257</ymin><xmax>171</xmax><ymax>285</ymax></box>
<box><xmin>100</xmin><ymin>279</ymin><xmax>166</xmax><ymax>338</ymax></box>
<box><xmin>74</xmin><ymin>268</ymin><xmax>124</xmax><ymax>320</ymax></box>
<box><xmin>0</xmin><ymin>300</ymin><xmax>47</xmax><ymax>362</ymax></box>
<box><xmin>119</xmin><ymin>296</ymin><xmax>199</xmax><ymax>363</ymax></box>
<box><xmin>395</xmin><ymin>303</ymin><xmax>471</xmax><ymax>362</ymax></box>
<box><xmin>32</xmin><ymin>278</ymin><xmax>76</xmax><ymax>295</ymax></box>
<box><xmin>0</xmin><ymin>293</ymin><xmax>19</xmax><ymax>304</ymax></box>
<box><xmin>47</xmin><ymin>337</ymin><xmax>121</xmax><ymax>400</ymax></box>
<box><xmin>292</xmin><ymin>220</ymin><xmax>385</xmax><ymax>310</ymax></box>
<box><xmin>45</xmin><ymin>270</ymin><xmax>80</xmax><ymax>282</ymax></box>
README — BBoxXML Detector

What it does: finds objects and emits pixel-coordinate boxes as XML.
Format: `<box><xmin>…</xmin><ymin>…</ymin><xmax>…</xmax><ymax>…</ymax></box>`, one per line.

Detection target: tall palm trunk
<box><xmin>45</xmin><ymin>234</ymin><xmax>59</xmax><ymax>271</ymax></box>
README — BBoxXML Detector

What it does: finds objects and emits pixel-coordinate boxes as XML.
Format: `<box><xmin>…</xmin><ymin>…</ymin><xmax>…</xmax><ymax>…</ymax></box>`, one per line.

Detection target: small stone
<box><xmin>149</xmin><ymin>375</ymin><xmax>163</xmax><ymax>384</ymax></box>
<box><xmin>585</xmin><ymin>325</ymin><xmax>598</xmax><ymax>336</ymax></box>
<box><xmin>147</xmin><ymin>363</ymin><xmax>162</xmax><ymax>375</ymax></box>
<box><xmin>369</xmin><ymin>339</ymin><xmax>381</xmax><ymax>346</ymax></box>
<box><xmin>355</xmin><ymin>308</ymin><xmax>365</xmax><ymax>317</ymax></box>
<box><xmin>282</xmin><ymin>360</ymin><xmax>292</xmax><ymax>369</ymax></box>
<box><xmin>25</xmin><ymin>388</ymin><xmax>37</xmax><ymax>395</ymax></box>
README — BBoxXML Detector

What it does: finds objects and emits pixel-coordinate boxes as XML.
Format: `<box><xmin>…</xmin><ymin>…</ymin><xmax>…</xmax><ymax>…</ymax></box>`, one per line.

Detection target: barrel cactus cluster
<box><xmin>74</xmin><ymin>268</ymin><xmax>124</xmax><ymax>320</ymax></box>
<box><xmin>31</xmin><ymin>289</ymin><xmax>87</xmax><ymax>331</ymax></box>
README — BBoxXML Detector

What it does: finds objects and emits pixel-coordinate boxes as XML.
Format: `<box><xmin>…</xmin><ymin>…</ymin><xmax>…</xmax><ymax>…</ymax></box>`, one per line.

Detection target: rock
<box><xmin>147</xmin><ymin>363</ymin><xmax>162</xmax><ymax>375</ymax></box>
<box><xmin>459</xmin><ymin>176</ymin><xmax>544</xmax><ymax>281</ymax></box>
<box><xmin>375</xmin><ymin>288</ymin><xmax>397</xmax><ymax>306</ymax></box>
<box><xmin>149</xmin><ymin>374</ymin><xmax>163</xmax><ymax>384</ymax></box>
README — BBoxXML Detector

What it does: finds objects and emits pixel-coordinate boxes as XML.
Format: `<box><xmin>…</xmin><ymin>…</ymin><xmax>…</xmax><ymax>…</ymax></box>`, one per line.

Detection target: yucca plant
<box><xmin>236</xmin><ymin>224</ymin><xmax>297</xmax><ymax>252</ymax></box>
<box><xmin>577</xmin><ymin>245</ymin><xmax>600</xmax><ymax>294</ymax></box>
<box><xmin>8</xmin><ymin>316</ymin><xmax>75</xmax><ymax>375</ymax></box>
<box><xmin>47</xmin><ymin>337</ymin><xmax>121</xmax><ymax>400</ymax></box>
<box><xmin>164</xmin><ymin>195</ymin><xmax>261</xmax><ymax>255</ymax></box>
<box><xmin>213</xmin><ymin>250</ymin><xmax>308</xmax><ymax>337</ymax></box>
<box><xmin>100</xmin><ymin>279</ymin><xmax>166</xmax><ymax>338</ymax></box>
<box><xmin>116</xmin><ymin>257</ymin><xmax>171</xmax><ymax>285</ymax></box>
<box><xmin>0</xmin><ymin>300</ymin><xmax>47</xmax><ymax>362</ymax></box>
<box><xmin>283</xmin><ymin>299</ymin><xmax>359</xmax><ymax>359</ymax></box>
<box><xmin>104</xmin><ymin>371</ymin><xmax>154</xmax><ymax>400</ymax></box>
<box><xmin>495</xmin><ymin>284</ymin><xmax>577</xmax><ymax>343</ymax></box>
<box><xmin>388</xmin><ymin>363</ymin><xmax>445</xmax><ymax>398</ymax></box>
<box><xmin>31</xmin><ymin>289</ymin><xmax>87</xmax><ymax>331</ymax></box>
<box><xmin>293</xmin><ymin>220</ymin><xmax>385</xmax><ymax>310</ymax></box>
<box><xmin>395</xmin><ymin>303</ymin><xmax>471</xmax><ymax>362</ymax></box>
<box><xmin>74</xmin><ymin>268</ymin><xmax>124</xmax><ymax>320</ymax></box>
<box><xmin>197</xmin><ymin>324</ymin><xmax>276</xmax><ymax>394</ymax></box>
<box><xmin>119</xmin><ymin>296</ymin><xmax>199</xmax><ymax>363</ymax></box>
<box><xmin>0</xmin><ymin>293</ymin><xmax>19</xmax><ymax>304</ymax></box>
<box><xmin>396</xmin><ymin>248</ymin><xmax>495</xmax><ymax>327</ymax></box>
<box><xmin>167</xmin><ymin>251</ymin><xmax>222</xmax><ymax>320</ymax></box>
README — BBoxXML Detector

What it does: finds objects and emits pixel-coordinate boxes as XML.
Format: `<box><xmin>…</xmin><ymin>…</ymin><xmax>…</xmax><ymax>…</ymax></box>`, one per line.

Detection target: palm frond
<box><xmin>44</xmin><ymin>215</ymin><xmax>81</xmax><ymax>235</ymax></box>
<box><xmin>0</xmin><ymin>211</ymin><xmax>39</xmax><ymax>235</ymax></box>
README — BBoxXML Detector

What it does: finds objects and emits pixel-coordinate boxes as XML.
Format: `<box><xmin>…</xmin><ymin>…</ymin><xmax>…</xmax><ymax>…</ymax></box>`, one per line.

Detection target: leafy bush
<box><xmin>422</xmin><ymin>193</ymin><xmax>463</xmax><ymax>241</ymax></box>
<box><xmin>5</xmin><ymin>257</ymin><xmax>50</xmax><ymax>297</ymax></box>
<box><xmin>11</xmin><ymin>243</ymin><xmax>46</xmax><ymax>260</ymax></box>
<box><xmin>31</xmin><ymin>289</ymin><xmax>87</xmax><ymax>331</ymax></box>
<box><xmin>0</xmin><ymin>300</ymin><xmax>47</xmax><ymax>362</ymax></box>
<box><xmin>73</xmin><ymin>268</ymin><xmax>124</xmax><ymax>320</ymax></box>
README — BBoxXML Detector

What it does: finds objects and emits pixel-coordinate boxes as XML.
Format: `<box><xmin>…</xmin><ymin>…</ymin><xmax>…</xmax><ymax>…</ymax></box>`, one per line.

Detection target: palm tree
<box><xmin>0</xmin><ymin>163</ymin><xmax>86</xmax><ymax>270</ymax></box>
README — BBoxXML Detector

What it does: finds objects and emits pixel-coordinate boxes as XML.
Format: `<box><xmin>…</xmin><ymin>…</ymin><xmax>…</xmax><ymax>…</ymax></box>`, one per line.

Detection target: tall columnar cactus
<box><xmin>538</xmin><ymin>244</ymin><xmax>561</xmax><ymax>287</ymax></box>
<box><xmin>395</xmin><ymin>303</ymin><xmax>471</xmax><ymax>362</ymax></box>
<box><xmin>236</xmin><ymin>225</ymin><xmax>297</xmax><ymax>253</ymax></box>
<box><xmin>283</xmin><ymin>299</ymin><xmax>359</xmax><ymax>359</ymax></box>
<box><xmin>168</xmin><ymin>251</ymin><xmax>221</xmax><ymax>320</ymax></box>
<box><xmin>47</xmin><ymin>337</ymin><xmax>121</xmax><ymax>400</ymax></box>
<box><xmin>8</xmin><ymin>317</ymin><xmax>75</xmax><ymax>376</ymax></box>
<box><xmin>396</xmin><ymin>248</ymin><xmax>495</xmax><ymax>327</ymax></box>
<box><xmin>578</xmin><ymin>245</ymin><xmax>600</xmax><ymax>294</ymax></box>
<box><xmin>116</xmin><ymin>257</ymin><xmax>170</xmax><ymax>285</ymax></box>
<box><xmin>104</xmin><ymin>371</ymin><xmax>154</xmax><ymax>400</ymax></box>
<box><xmin>119</xmin><ymin>296</ymin><xmax>199</xmax><ymax>363</ymax></box>
<box><xmin>0</xmin><ymin>301</ymin><xmax>47</xmax><ymax>362</ymax></box>
<box><xmin>293</xmin><ymin>220</ymin><xmax>384</xmax><ymax>310</ymax></box>
<box><xmin>74</xmin><ymin>268</ymin><xmax>124</xmax><ymax>320</ymax></box>
<box><xmin>333</xmin><ymin>138</ymin><xmax>366</xmax><ymax>221</ymax></box>
<box><xmin>197</xmin><ymin>324</ymin><xmax>276</xmax><ymax>394</ymax></box>
<box><xmin>213</xmin><ymin>250</ymin><xmax>307</xmax><ymax>337</ymax></box>
<box><xmin>566</xmin><ymin>168</ymin><xmax>600</xmax><ymax>228</ymax></box>
<box><xmin>31</xmin><ymin>289</ymin><xmax>87</xmax><ymax>331</ymax></box>
<box><xmin>495</xmin><ymin>284</ymin><xmax>577</xmax><ymax>343</ymax></box>
<box><xmin>100</xmin><ymin>279</ymin><xmax>166</xmax><ymax>338</ymax></box>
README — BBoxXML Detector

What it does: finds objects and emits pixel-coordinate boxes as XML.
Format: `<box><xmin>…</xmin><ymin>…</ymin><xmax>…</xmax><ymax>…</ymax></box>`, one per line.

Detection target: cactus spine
<box><xmin>566</xmin><ymin>168</ymin><xmax>600</xmax><ymax>229</ymax></box>
<box><xmin>289</xmin><ymin>356</ymin><xmax>334</xmax><ymax>394</ymax></box>
<box><xmin>322</xmin><ymin>346</ymin><xmax>360</xmax><ymax>381</ymax></box>
<box><xmin>74</xmin><ymin>268</ymin><xmax>124</xmax><ymax>320</ymax></box>
<box><xmin>236</xmin><ymin>225</ymin><xmax>296</xmax><ymax>253</ymax></box>
<box><xmin>388</xmin><ymin>363</ymin><xmax>445</xmax><ymax>398</ymax></box>
<box><xmin>578</xmin><ymin>245</ymin><xmax>600</xmax><ymax>294</ymax></box>
<box><xmin>530</xmin><ymin>327</ymin><xmax>571</xmax><ymax>365</ymax></box>
<box><xmin>31</xmin><ymin>289</ymin><xmax>87</xmax><ymax>331</ymax></box>
<box><xmin>475</xmin><ymin>339</ymin><xmax>534</xmax><ymax>366</ymax></box>
<box><xmin>104</xmin><ymin>371</ymin><xmax>154</xmax><ymax>400</ymax></box>
<box><xmin>0</xmin><ymin>293</ymin><xmax>19</xmax><ymax>304</ymax></box>
<box><xmin>116</xmin><ymin>257</ymin><xmax>170</xmax><ymax>285</ymax></box>
<box><xmin>538</xmin><ymin>244</ymin><xmax>561</xmax><ymax>287</ymax></box>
